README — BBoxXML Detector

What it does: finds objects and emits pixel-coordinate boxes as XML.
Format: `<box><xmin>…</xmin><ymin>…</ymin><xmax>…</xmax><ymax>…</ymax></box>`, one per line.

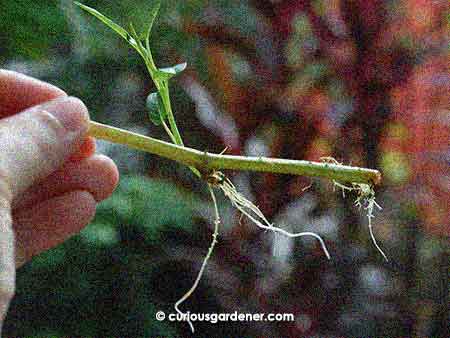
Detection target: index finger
<box><xmin>0</xmin><ymin>69</ymin><xmax>67</xmax><ymax>118</ymax></box>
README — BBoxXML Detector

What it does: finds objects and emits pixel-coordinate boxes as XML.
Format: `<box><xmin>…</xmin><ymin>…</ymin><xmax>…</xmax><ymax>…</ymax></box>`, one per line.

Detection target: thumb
<box><xmin>0</xmin><ymin>96</ymin><xmax>90</xmax><ymax>200</ymax></box>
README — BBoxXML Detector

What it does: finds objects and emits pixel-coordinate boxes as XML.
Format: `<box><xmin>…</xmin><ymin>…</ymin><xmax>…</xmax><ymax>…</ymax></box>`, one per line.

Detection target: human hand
<box><xmin>0</xmin><ymin>69</ymin><xmax>119</xmax><ymax>328</ymax></box>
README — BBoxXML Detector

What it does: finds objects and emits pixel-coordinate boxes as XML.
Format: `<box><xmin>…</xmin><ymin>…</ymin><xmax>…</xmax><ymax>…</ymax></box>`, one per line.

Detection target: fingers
<box><xmin>0</xmin><ymin>96</ymin><xmax>90</xmax><ymax>198</ymax></box>
<box><xmin>13</xmin><ymin>190</ymin><xmax>97</xmax><ymax>268</ymax></box>
<box><xmin>12</xmin><ymin>154</ymin><xmax>119</xmax><ymax>267</ymax></box>
<box><xmin>12</xmin><ymin>154</ymin><xmax>119</xmax><ymax>211</ymax></box>
<box><xmin>0</xmin><ymin>69</ymin><xmax>67</xmax><ymax>118</ymax></box>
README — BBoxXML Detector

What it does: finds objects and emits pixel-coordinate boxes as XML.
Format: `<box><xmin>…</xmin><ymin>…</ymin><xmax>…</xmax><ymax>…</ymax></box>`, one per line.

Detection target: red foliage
<box><xmin>385</xmin><ymin>56</ymin><xmax>450</xmax><ymax>236</ymax></box>
<box><xmin>184</xmin><ymin>0</ymin><xmax>448</xmax><ymax>234</ymax></box>
<box><xmin>180</xmin><ymin>0</ymin><xmax>449</xmax><ymax>335</ymax></box>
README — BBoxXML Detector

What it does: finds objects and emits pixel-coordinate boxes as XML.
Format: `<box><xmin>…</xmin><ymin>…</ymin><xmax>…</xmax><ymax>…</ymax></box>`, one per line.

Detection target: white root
<box><xmin>321</xmin><ymin>157</ymin><xmax>387</xmax><ymax>261</ymax></box>
<box><xmin>175</xmin><ymin>166</ymin><xmax>387</xmax><ymax>333</ymax></box>
<box><xmin>219</xmin><ymin>175</ymin><xmax>331</xmax><ymax>260</ymax></box>
<box><xmin>175</xmin><ymin>172</ymin><xmax>331</xmax><ymax>333</ymax></box>
<box><xmin>174</xmin><ymin>184</ymin><xmax>220</xmax><ymax>333</ymax></box>
<box><xmin>334</xmin><ymin>180</ymin><xmax>387</xmax><ymax>262</ymax></box>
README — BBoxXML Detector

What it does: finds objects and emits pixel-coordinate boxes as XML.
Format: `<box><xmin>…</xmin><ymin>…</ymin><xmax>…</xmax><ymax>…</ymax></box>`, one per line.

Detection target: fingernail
<box><xmin>41</xmin><ymin>96</ymin><xmax>89</xmax><ymax>133</ymax></box>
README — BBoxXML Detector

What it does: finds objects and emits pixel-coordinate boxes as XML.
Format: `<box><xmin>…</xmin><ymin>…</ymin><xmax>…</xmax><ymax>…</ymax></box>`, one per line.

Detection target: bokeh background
<box><xmin>1</xmin><ymin>0</ymin><xmax>449</xmax><ymax>337</ymax></box>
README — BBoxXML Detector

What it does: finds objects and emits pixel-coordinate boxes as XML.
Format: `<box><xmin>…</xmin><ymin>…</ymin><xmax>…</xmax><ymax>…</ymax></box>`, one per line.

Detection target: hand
<box><xmin>0</xmin><ymin>69</ymin><xmax>119</xmax><ymax>328</ymax></box>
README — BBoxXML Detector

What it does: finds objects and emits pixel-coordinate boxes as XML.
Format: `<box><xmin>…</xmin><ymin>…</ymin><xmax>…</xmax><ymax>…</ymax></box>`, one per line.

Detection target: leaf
<box><xmin>154</xmin><ymin>62</ymin><xmax>187</xmax><ymax>81</ymax></box>
<box><xmin>146</xmin><ymin>92</ymin><xmax>166</xmax><ymax>125</ymax></box>
<box><xmin>75</xmin><ymin>2</ymin><xmax>138</xmax><ymax>48</ymax></box>
<box><xmin>145</xmin><ymin>0</ymin><xmax>161</xmax><ymax>45</ymax></box>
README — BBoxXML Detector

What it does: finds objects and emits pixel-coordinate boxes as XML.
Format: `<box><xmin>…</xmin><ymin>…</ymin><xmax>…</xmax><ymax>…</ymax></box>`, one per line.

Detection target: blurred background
<box><xmin>1</xmin><ymin>0</ymin><xmax>449</xmax><ymax>337</ymax></box>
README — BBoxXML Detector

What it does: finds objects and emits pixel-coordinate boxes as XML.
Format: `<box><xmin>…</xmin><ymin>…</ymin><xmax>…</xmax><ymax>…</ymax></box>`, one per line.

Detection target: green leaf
<box><xmin>75</xmin><ymin>2</ymin><xmax>138</xmax><ymax>48</ymax></box>
<box><xmin>155</xmin><ymin>62</ymin><xmax>187</xmax><ymax>81</ymax></box>
<box><xmin>145</xmin><ymin>0</ymin><xmax>161</xmax><ymax>46</ymax></box>
<box><xmin>146</xmin><ymin>92</ymin><xmax>166</xmax><ymax>125</ymax></box>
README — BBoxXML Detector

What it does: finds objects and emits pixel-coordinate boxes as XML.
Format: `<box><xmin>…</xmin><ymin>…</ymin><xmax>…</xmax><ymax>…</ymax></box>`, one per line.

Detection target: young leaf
<box><xmin>145</xmin><ymin>0</ymin><xmax>161</xmax><ymax>47</ymax></box>
<box><xmin>155</xmin><ymin>62</ymin><xmax>187</xmax><ymax>81</ymax></box>
<box><xmin>146</xmin><ymin>92</ymin><xmax>166</xmax><ymax>125</ymax></box>
<box><xmin>75</xmin><ymin>2</ymin><xmax>138</xmax><ymax>48</ymax></box>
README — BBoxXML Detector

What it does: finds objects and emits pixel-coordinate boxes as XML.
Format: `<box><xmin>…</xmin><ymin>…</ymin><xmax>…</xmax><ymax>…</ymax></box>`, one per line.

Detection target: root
<box><xmin>217</xmin><ymin>173</ymin><xmax>331</xmax><ymax>259</ymax></box>
<box><xmin>337</xmin><ymin>181</ymin><xmax>386</xmax><ymax>261</ymax></box>
<box><xmin>174</xmin><ymin>184</ymin><xmax>220</xmax><ymax>333</ymax></box>
<box><xmin>176</xmin><ymin>164</ymin><xmax>385</xmax><ymax>332</ymax></box>
<box><xmin>320</xmin><ymin>157</ymin><xmax>387</xmax><ymax>261</ymax></box>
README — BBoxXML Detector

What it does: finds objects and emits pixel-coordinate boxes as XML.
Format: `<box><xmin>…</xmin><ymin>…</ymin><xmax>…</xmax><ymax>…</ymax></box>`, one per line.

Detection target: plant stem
<box><xmin>159</xmin><ymin>81</ymin><xmax>184</xmax><ymax>146</ymax></box>
<box><xmin>88</xmin><ymin>121</ymin><xmax>382</xmax><ymax>185</ymax></box>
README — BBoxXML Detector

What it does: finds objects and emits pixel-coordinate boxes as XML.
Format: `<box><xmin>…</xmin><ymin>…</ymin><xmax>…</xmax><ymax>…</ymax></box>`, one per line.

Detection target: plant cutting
<box><xmin>76</xmin><ymin>1</ymin><xmax>385</xmax><ymax>332</ymax></box>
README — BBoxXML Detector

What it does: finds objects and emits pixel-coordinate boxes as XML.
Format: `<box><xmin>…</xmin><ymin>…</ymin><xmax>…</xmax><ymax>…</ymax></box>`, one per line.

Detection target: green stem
<box><xmin>88</xmin><ymin>121</ymin><xmax>381</xmax><ymax>185</ymax></box>
<box><xmin>160</xmin><ymin>81</ymin><xmax>184</xmax><ymax>146</ymax></box>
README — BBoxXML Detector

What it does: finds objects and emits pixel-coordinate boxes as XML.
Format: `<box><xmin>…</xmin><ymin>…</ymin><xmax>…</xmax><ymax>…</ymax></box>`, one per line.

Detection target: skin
<box><xmin>0</xmin><ymin>69</ymin><xmax>119</xmax><ymax>330</ymax></box>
